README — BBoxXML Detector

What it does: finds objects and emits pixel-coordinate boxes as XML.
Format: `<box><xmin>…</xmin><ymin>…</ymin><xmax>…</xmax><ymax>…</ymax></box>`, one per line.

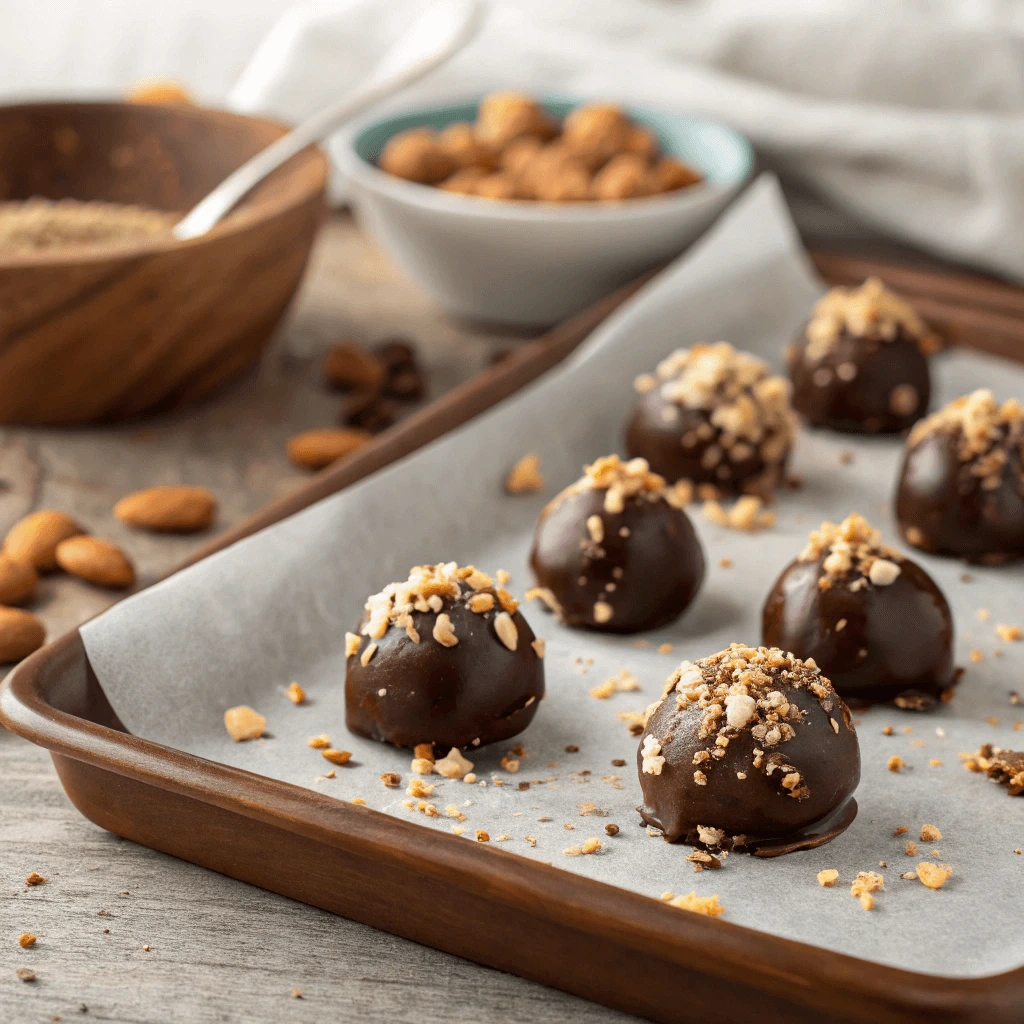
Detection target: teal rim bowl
<box><xmin>339</xmin><ymin>96</ymin><xmax>754</xmax><ymax>219</ymax></box>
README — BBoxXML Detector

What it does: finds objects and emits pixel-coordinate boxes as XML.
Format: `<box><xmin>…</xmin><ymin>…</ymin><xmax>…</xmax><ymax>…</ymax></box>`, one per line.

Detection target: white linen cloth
<box><xmin>4</xmin><ymin>0</ymin><xmax>1024</xmax><ymax>278</ymax></box>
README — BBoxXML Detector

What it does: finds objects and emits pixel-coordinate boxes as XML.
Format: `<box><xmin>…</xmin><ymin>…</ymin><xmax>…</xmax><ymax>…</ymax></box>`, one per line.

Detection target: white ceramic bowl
<box><xmin>336</xmin><ymin>98</ymin><xmax>754</xmax><ymax>326</ymax></box>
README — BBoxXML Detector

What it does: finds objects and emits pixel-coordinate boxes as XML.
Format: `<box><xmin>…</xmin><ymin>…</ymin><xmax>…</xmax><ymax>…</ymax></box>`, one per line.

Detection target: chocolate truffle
<box><xmin>896</xmin><ymin>389</ymin><xmax>1024</xmax><ymax>564</ymax></box>
<box><xmin>528</xmin><ymin>455</ymin><xmax>704</xmax><ymax>633</ymax></box>
<box><xmin>787</xmin><ymin>277</ymin><xmax>934</xmax><ymax>433</ymax></box>
<box><xmin>762</xmin><ymin>514</ymin><xmax>956</xmax><ymax>709</ymax></box>
<box><xmin>626</xmin><ymin>343</ymin><xmax>796</xmax><ymax>499</ymax></box>
<box><xmin>346</xmin><ymin>562</ymin><xmax>544</xmax><ymax>750</ymax></box>
<box><xmin>637</xmin><ymin>645</ymin><xmax>859</xmax><ymax>854</ymax></box>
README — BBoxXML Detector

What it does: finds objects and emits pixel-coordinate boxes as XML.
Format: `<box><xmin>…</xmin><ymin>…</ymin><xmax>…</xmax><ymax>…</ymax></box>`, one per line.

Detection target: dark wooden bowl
<box><xmin>0</xmin><ymin>102</ymin><xmax>328</xmax><ymax>425</ymax></box>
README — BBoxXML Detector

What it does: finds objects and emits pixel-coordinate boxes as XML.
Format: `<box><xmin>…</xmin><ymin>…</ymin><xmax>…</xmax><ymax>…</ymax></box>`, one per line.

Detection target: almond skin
<box><xmin>286</xmin><ymin>428</ymin><xmax>372</xmax><ymax>471</ymax></box>
<box><xmin>4</xmin><ymin>511</ymin><xmax>83</xmax><ymax>572</ymax></box>
<box><xmin>0</xmin><ymin>554</ymin><xmax>37</xmax><ymax>605</ymax></box>
<box><xmin>114</xmin><ymin>486</ymin><xmax>217</xmax><ymax>534</ymax></box>
<box><xmin>0</xmin><ymin>606</ymin><xmax>45</xmax><ymax>663</ymax></box>
<box><xmin>55</xmin><ymin>536</ymin><xmax>135</xmax><ymax>589</ymax></box>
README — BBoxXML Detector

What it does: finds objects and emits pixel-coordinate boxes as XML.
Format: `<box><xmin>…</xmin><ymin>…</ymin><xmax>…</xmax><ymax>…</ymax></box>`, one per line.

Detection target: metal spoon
<box><xmin>173</xmin><ymin>0</ymin><xmax>483</xmax><ymax>240</ymax></box>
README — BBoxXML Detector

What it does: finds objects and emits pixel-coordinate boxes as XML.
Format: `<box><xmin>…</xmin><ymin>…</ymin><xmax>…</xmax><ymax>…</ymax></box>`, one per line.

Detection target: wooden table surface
<box><xmin>0</xmin><ymin>215</ymin><xmax>634</xmax><ymax>1024</ymax></box>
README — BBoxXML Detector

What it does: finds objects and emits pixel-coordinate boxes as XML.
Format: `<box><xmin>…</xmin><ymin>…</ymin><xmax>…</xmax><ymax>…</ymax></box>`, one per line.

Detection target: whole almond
<box><xmin>114</xmin><ymin>486</ymin><xmax>216</xmax><ymax>534</ymax></box>
<box><xmin>286</xmin><ymin>428</ymin><xmax>372</xmax><ymax>471</ymax></box>
<box><xmin>323</xmin><ymin>340</ymin><xmax>387</xmax><ymax>392</ymax></box>
<box><xmin>5</xmin><ymin>510</ymin><xmax>83</xmax><ymax>571</ymax></box>
<box><xmin>0</xmin><ymin>606</ymin><xmax>45</xmax><ymax>663</ymax></box>
<box><xmin>0</xmin><ymin>554</ymin><xmax>37</xmax><ymax>606</ymax></box>
<box><xmin>55</xmin><ymin>536</ymin><xmax>135</xmax><ymax>589</ymax></box>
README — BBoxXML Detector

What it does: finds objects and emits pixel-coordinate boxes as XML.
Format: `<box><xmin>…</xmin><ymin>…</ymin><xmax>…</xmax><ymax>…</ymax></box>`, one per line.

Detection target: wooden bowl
<box><xmin>0</xmin><ymin>102</ymin><xmax>328</xmax><ymax>425</ymax></box>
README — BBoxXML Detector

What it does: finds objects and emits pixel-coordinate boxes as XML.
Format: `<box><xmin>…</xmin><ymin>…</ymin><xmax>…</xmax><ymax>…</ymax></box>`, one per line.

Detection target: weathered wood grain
<box><xmin>0</xmin><ymin>215</ymin><xmax>634</xmax><ymax>1024</ymax></box>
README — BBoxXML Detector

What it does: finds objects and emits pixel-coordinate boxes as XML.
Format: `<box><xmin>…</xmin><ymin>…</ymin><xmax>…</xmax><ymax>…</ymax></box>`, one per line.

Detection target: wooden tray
<box><xmin>3</xmin><ymin>254</ymin><xmax>1024</xmax><ymax>1024</ymax></box>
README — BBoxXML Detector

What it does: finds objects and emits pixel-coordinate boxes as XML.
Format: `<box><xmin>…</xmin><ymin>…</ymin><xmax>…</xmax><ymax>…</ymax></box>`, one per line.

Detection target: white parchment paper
<box><xmin>82</xmin><ymin>177</ymin><xmax>1024</xmax><ymax>978</ymax></box>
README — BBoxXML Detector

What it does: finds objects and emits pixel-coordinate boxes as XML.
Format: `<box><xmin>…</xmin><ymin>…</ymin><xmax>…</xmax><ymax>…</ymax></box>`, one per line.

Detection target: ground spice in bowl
<box><xmin>0</xmin><ymin>198</ymin><xmax>177</xmax><ymax>253</ymax></box>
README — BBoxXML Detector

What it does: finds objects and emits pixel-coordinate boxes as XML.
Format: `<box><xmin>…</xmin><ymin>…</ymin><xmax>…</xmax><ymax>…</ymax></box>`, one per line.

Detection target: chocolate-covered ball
<box><xmin>346</xmin><ymin>563</ymin><xmax>544</xmax><ymax>750</ymax></box>
<box><xmin>788</xmin><ymin>278</ymin><xmax>934</xmax><ymax>434</ymax></box>
<box><xmin>626</xmin><ymin>343</ymin><xmax>796</xmax><ymax>499</ymax></box>
<box><xmin>528</xmin><ymin>455</ymin><xmax>704</xmax><ymax>633</ymax></box>
<box><xmin>896</xmin><ymin>389</ymin><xmax>1024</xmax><ymax>564</ymax></box>
<box><xmin>762</xmin><ymin>514</ymin><xmax>956</xmax><ymax>709</ymax></box>
<box><xmin>637</xmin><ymin>645</ymin><xmax>860</xmax><ymax>853</ymax></box>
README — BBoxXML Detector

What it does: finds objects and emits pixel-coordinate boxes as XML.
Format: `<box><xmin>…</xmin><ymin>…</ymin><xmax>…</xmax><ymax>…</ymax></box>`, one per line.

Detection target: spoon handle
<box><xmin>173</xmin><ymin>0</ymin><xmax>482</xmax><ymax>240</ymax></box>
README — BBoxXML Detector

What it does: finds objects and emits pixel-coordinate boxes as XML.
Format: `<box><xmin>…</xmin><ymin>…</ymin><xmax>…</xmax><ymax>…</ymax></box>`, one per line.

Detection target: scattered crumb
<box><xmin>920</xmin><ymin>824</ymin><xmax>942</xmax><ymax>842</ymax></box>
<box><xmin>839</xmin><ymin>450</ymin><xmax>854</xmax><ymax>465</ymax></box>
<box><xmin>307</xmin><ymin>734</ymin><xmax>330</xmax><ymax>749</ymax></box>
<box><xmin>463</xmin><ymin>773</ymin><xmax>477</xmax><ymax>784</ymax></box>
<box><xmin>916</xmin><ymin>862</ymin><xmax>952</xmax><ymax>889</ymax></box>
<box><xmin>887</xmin><ymin>755</ymin><xmax>906</xmax><ymax>772</ymax></box>
<box><xmin>657</xmin><ymin>643</ymin><xmax>673</xmax><ymax>655</ymax></box>
<box><xmin>590</xmin><ymin>669</ymin><xmax>639</xmax><ymax>699</ymax></box>
<box><xmin>25</xmin><ymin>872</ymin><xmax>46</xmax><ymax>887</ymax></box>
<box><xmin>223</xmin><ymin>705</ymin><xmax>266</xmax><ymax>742</ymax></box>
<box><xmin>505</xmin><ymin>453</ymin><xmax>544</xmax><ymax>494</ymax></box>
<box><xmin>565</xmin><ymin>744</ymin><xmax>579</xmax><ymax>753</ymax></box>
<box><xmin>970</xmin><ymin>649</ymin><xmax>984</xmax><ymax>663</ymax></box>
<box><xmin>718</xmin><ymin>557</ymin><xmax>732</xmax><ymax>569</ymax></box>
<box><xmin>16</xmin><ymin>968</ymin><xmax>35</xmax><ymax>982</ymax></box>
<box><xmin>977</xmin><ymin>608</ymin><xmax>991</xmax><ymax>622</ymax></box>
<box><xmin>410</xmin><ymin>757</ymin><xmax>434</xmax><ymax>775</ymax></box>
<box><xmin>904</xmin><ymin>840</ymin><xmax>918</xmax><ymax>856</ymax></box>
<box><xmin>451</xmin><ymin>825</ymin><xmax>466</xmax><ymax>836</ymax></box>
<box><xmin>380</xmin><ymin>772</ymin><xmax>401</xmax><ymax>789</ymax></box>
<box><xmin>292</xmin><ymin>990</ymin><xmax>302</xmax><ymax>999</ymax></box>
<box><xmin>434</xmin><ymin>748</ymin><xmax>474</xmax><ymax>779</ymax></box>
<box><xmin>666</xmin><ymin>892</ymin><xmax>725</xmax><ymax>917</ymax></box>
<box><xmin>817</xmin><ymin>869</ymin><xmax>839</xmax><ymax>887</ymax></box>
<box><xmin>996</xmin><ymin>624</ymin><xmax>1021</xmax><ymax>643</ymax></box>
<box><xmin>407</xmin><ymin>778</ymin><xmax>434</xmax><ymax>797</ymax></box>
<box><xmin>286</xmin><ymin>681</ymin><xmax>306</xmax><ymax>704</ymax></box>
<box><xmin>605</xmin><ymin>823</ymin><xmax>620</xmax><ymax>837</ymax></box>
<box><xmin>18</xmin><ymin>933</ymin><xmax>37</xmax><ymax>948</ymax></box>
<box><xmin>525</xmin><ymin>836</ymin><xmax>537</xmax><ymax>847</ymax></box>
<box><xmin>850</xmin><ymin>872</ymin><xmax>883</xmax><ymax>911</ymax></box>
<box><xmin>616</xmin><ymin>710</ymin><xmax>646</xmax><ymax>736</ymax></box>
<box><xmin>702</xmin><ymin>496</ymin><xmax>775</xmax><ymax>532</ymax></box>
<box><xmin>475</xmin><ymin>830</ymin><xmax>490</xmax><ymax>842</ymax></box>
<box><xmin>322</xmin><ymin>749</ymin><xmax>352</xmax><ymax>766</ymax></box>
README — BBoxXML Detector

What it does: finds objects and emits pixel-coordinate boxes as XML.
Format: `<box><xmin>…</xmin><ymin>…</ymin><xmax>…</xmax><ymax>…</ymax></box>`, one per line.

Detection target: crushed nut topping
<box><xmin>322</xmin><ymin>749</ymin><xmax>352</xmax><ymax>766</ymax></box>
<box><xmin>817</xmin><ymin>869</ymin><xmax>839</xmax><ymax>887</ymax></box>
<box><xmin>641</xmin><ymin>734</ymin><xmax>665</xmax><ymax>775</ymax></box>
<box><xmin>805</xmin><ymin>278</ymin><xmax>932</xmax><ymax>360</ymax></box>
<box><xmin>361</xmin><ymin>562</ymin><xmax>516</xmax><ymax>651</ymax></box>
<box><xmin>919</xmin><ymin>823</ymin><xmax>942</xmax><ymax>842</ymax></box>
<box><xmin>641</xmin><ymin>646</ymin><xmax>846</xmax><ymax>798</ymax></box>
<box><xmin>345</xmin><ymin>631</ymin><xmax>361</xmax><ymax>657</ymax></box>
<box><xmin>908</xmin><ymin>389</ymin><xmax>1024</xmax><ymax>487</ymax></box>
<box><xmin>800</xmin><ymin>513</ymin><xmax>904</xmax><ymax>592</ymax></box>
<box><xmin>850</xmin><ymin>871</ymin><xmax>884</xmax><ymax>911</ymax></box>
<box><xmin>548</xmin><ymin>454</ymin><xmax>692</xmax><ymax>523</ymax></box>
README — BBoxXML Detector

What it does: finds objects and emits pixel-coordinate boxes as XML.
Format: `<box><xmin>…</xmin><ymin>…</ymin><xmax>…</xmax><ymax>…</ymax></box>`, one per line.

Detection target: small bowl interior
<box><xmin>0</xmin><ymin>102</ymin><xmax>323</xmax><ymax>227</ymax></box>
<box><xmin>352</xmin><ymin>97</ymin><xmax>753</xmax><ymax>188</ymax></box>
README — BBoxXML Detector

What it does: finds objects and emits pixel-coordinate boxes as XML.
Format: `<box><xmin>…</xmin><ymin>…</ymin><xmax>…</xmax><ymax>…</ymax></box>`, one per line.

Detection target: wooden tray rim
<box><xmin>3</xmin><ymin>262</ymin><xmax>1023</xmax><ymax>1023</ymax></box>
